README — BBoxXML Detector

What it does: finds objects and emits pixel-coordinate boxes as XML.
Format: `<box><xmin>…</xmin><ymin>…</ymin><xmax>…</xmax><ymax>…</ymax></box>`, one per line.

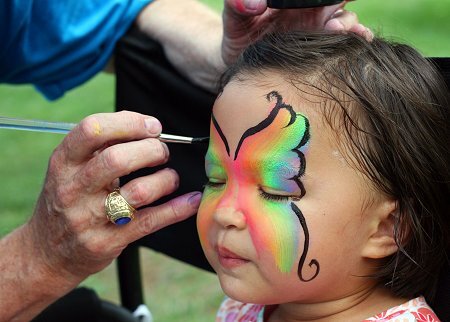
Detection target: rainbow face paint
<box><xmin>198</xmin><ymin>91</ymin><xmax>320</xmax><ymax>281</ymax></box>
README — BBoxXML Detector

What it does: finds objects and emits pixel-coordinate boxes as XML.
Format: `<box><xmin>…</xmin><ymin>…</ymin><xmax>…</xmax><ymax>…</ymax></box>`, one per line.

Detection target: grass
<box><xmin>1</xmin><ymin>1</ymin><xmax>449</xmax><ymax>321</ymax></box>
<box><xmin>346</xmin><ymin>0</ymin><xmax>450</xmax><ymax>56</ymax></box>
<box><xmin>0</xmin><ymin>74</ymin><xmax>115</xmax><ymax>235</ymax></box>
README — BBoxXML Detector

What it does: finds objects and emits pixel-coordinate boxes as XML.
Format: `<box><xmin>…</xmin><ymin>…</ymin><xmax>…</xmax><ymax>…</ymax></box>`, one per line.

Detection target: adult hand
<box><xmin>222</xmin><ymin>0</ymin><xmax>373</xmax><ymax>65</ymax></box>
<box><xmin>27</xmin><ymin>111</ymin><xmax>202</xmax><ymax>280</ymax></box>
<box><xmin>2</xmin><ymin>111</ymin><xmax>203</xmax><ymax>321</ymax></box>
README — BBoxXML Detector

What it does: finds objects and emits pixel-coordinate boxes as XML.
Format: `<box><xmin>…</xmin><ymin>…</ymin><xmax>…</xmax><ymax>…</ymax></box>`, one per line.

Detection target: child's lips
<box><xmin>216</xmin><ymin>246</ymin><xmax>250</xmax><ymax>268</ymax></box>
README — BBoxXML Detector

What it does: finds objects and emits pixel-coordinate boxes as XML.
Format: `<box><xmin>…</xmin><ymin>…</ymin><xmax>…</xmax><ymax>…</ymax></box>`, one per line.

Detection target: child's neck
<box><xmin>267</xmin><ymin>286</ymin><xmax>407</xmax><ymax>322</ymax></box>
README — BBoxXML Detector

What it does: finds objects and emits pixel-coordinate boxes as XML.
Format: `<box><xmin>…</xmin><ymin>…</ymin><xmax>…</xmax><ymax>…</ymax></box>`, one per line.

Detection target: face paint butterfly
<box><xmin>199</xmin><ymin>90</ymin><xmax>319</xmax><ymax>280</ymax></box>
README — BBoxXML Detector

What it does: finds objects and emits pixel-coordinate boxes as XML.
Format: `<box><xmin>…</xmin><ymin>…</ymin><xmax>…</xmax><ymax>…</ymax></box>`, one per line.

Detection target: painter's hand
<box><xmin>222</xmin><ymin>0</ymin><xmax>372</xmax><ymax>65</ymax></box>
<box><xmin>26</xmin><ymin>111</ymin><xmax>201</xmax><ymax>282</ymax></box>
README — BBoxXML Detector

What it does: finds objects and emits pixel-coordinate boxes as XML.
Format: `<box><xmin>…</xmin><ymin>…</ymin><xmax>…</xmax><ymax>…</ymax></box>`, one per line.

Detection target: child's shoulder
<box><xmin>216</xmin><ymin>296</ymin><xmax>439</xmax><ymax>322</ymax></box>
<box><xmin>363</xmin><ymin>296</ymin><xmax>440</xmax><ymax>322</ymax></box>
<box><xmin>216</xmin><ymin>297</ymin><xmax>265</xmax><ymax>322</ymax></box>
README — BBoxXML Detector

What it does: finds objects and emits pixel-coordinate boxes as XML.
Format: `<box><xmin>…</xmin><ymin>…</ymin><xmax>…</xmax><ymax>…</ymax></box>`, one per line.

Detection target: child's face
<box><xmin>197</xmin><ymin>78</ymin><xmax>388</xmax><ymax>304</ymax></box>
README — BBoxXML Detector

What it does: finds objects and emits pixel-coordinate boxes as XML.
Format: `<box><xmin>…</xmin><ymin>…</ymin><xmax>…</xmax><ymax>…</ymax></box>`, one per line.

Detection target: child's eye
<box><xmin>258</xmin><ymin>187</ymin><xmax>290</xmax><ymax>202</ymax></box>
<box><xmin>204</xmin><ymin>179</ymin><xmax>226</xmax><ymax>190</ymax></box>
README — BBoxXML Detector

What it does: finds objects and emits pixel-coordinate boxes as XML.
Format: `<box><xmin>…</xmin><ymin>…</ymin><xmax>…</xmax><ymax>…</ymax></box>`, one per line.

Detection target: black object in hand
<box><xmin>267</xmin><ymin>0</ymin><xmax>345</xmax><ymax>9</ymax></box>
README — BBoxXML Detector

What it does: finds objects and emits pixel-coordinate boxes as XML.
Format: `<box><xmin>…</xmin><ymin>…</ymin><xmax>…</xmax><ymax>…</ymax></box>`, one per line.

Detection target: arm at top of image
<box><xmin>136</xmin><ymin>0</ymin><xmax>372</xmax><ymax>93</ymax></box>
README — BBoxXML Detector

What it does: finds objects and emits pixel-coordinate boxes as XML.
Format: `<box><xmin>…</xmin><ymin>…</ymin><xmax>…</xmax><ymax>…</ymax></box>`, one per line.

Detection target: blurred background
<box><xmin>0</xmin><ymin>1</ymin><xmax>449</xmax><ymax>321</ymax></box>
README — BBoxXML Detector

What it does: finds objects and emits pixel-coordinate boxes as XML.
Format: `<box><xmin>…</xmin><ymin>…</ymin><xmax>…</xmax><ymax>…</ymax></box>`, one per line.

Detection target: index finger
<box><xmin>62</xmin><ymin>111</ymin><xmax>162</xmax><ymax>163</ymax></box>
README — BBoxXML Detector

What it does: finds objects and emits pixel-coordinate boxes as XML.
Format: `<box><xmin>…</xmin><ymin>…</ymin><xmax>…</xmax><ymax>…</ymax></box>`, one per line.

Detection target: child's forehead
<box><xmin>214</xmin><ymin>77</ymin><xmax>323</xmax><ymax>129</ymax></box>
<box><xmin>212</xmin><ymin>76</ymin><xmax>363</xmax><ymax>173</ymax></box>
<box><xmin>218</xmin><ymin>75</ymin><xmax>363</xmax><ymax>139</ymax></box>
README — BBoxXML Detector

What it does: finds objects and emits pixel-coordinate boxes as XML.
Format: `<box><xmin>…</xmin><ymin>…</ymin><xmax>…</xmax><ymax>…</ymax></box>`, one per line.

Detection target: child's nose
<box><xmin>213</xmin><ymin>207</ymin><xmax>246</xmax><ymax>230</ymax></box>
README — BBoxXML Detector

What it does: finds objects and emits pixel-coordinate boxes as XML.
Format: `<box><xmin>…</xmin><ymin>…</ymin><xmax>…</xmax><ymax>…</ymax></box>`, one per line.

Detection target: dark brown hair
<box><xmin>220</xmin><ymin>31</ymin><xmax>450</xmax><ymax>300</ymax></box>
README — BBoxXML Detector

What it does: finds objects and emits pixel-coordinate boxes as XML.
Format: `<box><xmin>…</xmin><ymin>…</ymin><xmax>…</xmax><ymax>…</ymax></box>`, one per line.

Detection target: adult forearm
<box><xmin>136</xmin><ymin>0</ymin><xmax>225</xmax><ymax>92</ymax></box>
<box><xmin>0</xmin><ymin>224</ymin><xmax>80</xmax><ymax>322</ymax></box>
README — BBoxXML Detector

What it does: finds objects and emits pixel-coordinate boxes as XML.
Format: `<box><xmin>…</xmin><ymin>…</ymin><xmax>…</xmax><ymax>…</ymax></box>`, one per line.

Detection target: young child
<box><xmin>196</xmin><ymin>31</ymin><xmax>449</xmax><ymax>321</ymax></box>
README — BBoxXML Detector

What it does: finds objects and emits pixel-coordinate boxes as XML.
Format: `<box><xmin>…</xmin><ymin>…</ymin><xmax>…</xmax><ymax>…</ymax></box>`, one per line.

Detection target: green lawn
<box><xmin>0</xmin><ymin>1</ymin><xmax>448</xmax><ymax>321</ymax></box>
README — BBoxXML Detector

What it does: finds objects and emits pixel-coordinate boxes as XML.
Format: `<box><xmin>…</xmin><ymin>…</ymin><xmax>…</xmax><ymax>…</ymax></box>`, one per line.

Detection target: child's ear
<box><xmin>361</xmin><ymin>199</ymin><xmax>399</xmax><ymax>259</ymax></box>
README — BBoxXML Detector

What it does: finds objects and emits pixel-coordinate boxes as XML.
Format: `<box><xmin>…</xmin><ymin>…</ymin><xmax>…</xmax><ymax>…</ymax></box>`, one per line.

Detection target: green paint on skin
<box><xmin>235</xmin><ymin>108</ymin><xmax>308</xmax><ymax>273</ymax></box>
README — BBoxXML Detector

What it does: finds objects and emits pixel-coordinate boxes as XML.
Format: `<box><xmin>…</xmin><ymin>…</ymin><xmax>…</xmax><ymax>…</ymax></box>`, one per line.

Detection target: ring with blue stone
<box><xmin>105</xmin><ymin>188</ymin><xmax>135</xmax><ymax>225</ymax></box>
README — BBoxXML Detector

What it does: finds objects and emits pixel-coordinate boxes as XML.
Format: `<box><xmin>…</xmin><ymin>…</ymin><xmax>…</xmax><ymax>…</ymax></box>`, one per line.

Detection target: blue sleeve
<box><xmin>0</xmin><ymin>0</ymin><xmax>152</xmax><ymax>100</ymax></box>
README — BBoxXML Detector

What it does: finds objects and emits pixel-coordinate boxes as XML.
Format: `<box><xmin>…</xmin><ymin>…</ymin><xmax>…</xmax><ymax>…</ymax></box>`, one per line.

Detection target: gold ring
<box><xmin>105</xmin><ymin>188</ymin><xmax>135</xmax><ymax>225</ymax></box>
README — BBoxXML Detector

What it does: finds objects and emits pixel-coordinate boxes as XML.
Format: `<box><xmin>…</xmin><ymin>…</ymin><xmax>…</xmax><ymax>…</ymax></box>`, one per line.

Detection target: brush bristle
<box><xmin>192</xmin><ymin>137</ymin><xmax>209</xmax><ymax>143</ymax></box>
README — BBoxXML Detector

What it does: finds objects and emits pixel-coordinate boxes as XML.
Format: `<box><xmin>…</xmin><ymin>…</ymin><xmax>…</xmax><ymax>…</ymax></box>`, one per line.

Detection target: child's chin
<box><xmin>218</xmin><ymin>280</ymin><xmax>273</xmax><ymax>304</ymax></box>
<box><xmin>219</xmin><ymin>277</ymin><xmax>247</xmax><ymax>301</ymax></box>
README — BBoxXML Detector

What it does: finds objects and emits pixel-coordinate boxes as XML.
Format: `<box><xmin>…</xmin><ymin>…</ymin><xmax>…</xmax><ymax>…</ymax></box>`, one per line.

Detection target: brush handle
<box><xmin>0</xmin><ymin>116</ymin><xmax>208</xmax><ymax>144</ymax></box>
<box><xmin>0</xmin><ymin>116</ymin><xmax>74</xmax><ymax>134</ymax></box>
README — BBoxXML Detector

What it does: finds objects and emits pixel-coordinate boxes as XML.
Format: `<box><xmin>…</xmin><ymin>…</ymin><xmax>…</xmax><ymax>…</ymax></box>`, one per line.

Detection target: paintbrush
<box><xmin>0</xmin><ymin>116</ymin><xmax>209</xmax><ymax>144</ymax></box>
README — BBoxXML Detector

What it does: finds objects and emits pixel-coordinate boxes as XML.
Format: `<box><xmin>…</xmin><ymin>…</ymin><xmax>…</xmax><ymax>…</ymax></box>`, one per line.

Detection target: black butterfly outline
<box><xmin>211</xmin><ymin>90</ymin><xmax>320</xmax><ymax>282</ymax></box>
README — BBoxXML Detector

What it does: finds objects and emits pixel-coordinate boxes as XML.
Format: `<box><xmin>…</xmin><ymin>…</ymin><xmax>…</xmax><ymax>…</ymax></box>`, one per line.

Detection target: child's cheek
<box><xmin>243</xmin><ymin>197</ymin><xmax>301</xmax><ymax>274</ymax></box>
<box><xmin>197</xmin><ymin>191</ymin><xmax>219</xmax><ymax>251</ymax></box>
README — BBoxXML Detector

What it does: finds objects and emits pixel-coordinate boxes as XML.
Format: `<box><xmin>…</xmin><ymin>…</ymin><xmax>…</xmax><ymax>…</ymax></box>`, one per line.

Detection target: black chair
<box><xmin>31</xmin><ymin>287</ymin><xmax>138</xmax><ymax>322</ymax></box>
<box><xmin>114</xmin><ymin>25</ymin><xmax>214</xmax><ymax>318</ymax></box>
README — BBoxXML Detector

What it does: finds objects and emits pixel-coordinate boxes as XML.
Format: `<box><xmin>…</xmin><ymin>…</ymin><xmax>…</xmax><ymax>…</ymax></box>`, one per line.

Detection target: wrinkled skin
<box><xmin>0</xmin><ymin>111</ymin><xmax>202</xmax><ymax>322</ymax></box>
<box><xmin>30</xmin><ymin>111</ymin><xmax>202</xmax><ymax>278</ymax></box>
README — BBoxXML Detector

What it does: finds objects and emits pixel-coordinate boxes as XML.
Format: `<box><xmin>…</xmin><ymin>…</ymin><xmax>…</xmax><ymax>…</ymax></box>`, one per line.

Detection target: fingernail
<box><xmin>330</xmin><ymin>9</ymin><xmax>344</xmax><ymax>19</ymax></box>
<box><xmin>161</xmin><ymin>142</ymin><xmax>170</xmax><ymax>160</ymax></box>
<box><xmin>187</xmin><ymin>192</ymin><xmax>203</xmax><ymax>208</ymax></box>
<box><xmin>145</xmin><ymin>117</ymin><xmax>162</xmax><ymax>135</ymax></box>
<box><xmin>167</xmin><ymin>168</ymin><xmax>180</xmax><ymax>189</ymax></box>
<box><xmin>365</xmin><ymin>27</ymin><xmax>374</xmax><ymax>41</ymax></box>
<box><xmin>244</xmin><ymin>0</ymin><xmax>263</xmax><ymax>10</ymax></box>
